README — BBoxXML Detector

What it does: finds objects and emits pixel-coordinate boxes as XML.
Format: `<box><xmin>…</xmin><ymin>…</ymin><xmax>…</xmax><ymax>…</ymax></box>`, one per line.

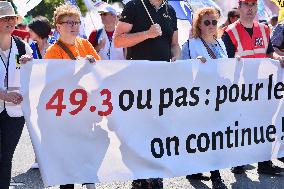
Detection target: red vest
<box><xmin>226</xmin><ymin>20</ymin><xmax>270</xmax><ymax>58</ymax></box>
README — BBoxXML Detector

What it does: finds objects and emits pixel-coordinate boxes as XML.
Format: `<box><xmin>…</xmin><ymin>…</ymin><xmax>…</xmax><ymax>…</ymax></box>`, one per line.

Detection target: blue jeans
<box><xmin>0</xmin><ymin>110</ymin><xmax>24</xmax><ymax>189</ymax></box>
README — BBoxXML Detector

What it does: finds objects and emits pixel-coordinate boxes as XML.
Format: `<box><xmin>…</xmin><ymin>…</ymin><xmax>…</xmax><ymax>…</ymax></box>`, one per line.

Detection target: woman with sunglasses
<box><xmin>0</xmin><ymin>2</ymin><xmax>33</xmax><ymax>188</ymax></box>
<box><xmin>181</xmin><ymin>7</ymin><xmax>227</xmax><ymax>64</ymax></box>
<box><xmin>180</xmin><ymin>7</ymin><xmax>227</xmax><ymax>189</ymax></box>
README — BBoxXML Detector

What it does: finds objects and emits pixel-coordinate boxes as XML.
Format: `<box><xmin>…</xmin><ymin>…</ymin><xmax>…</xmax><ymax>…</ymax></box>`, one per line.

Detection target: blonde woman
<box><xmin>44</xmin><ymin>3</ymin><xmax>100</xmax><ymax>62</ymax></box>
<box><xmin>44</xmin><ymin>3</ymin><xmax>100</xmax><ymax>189</ymax></box>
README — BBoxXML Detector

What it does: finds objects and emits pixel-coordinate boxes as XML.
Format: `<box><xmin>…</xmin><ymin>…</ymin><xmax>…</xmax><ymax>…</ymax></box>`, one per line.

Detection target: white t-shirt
<box><xmin>0</xmin><ymin>37</ymin><xmax>32</xmax><ymax>115</ymax></box>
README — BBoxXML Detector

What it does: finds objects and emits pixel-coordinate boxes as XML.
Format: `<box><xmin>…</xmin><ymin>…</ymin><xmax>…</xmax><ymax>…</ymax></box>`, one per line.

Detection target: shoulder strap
<box><xmin>94</xmin><ymin>29</ymin><xmax>103</xmax><ymax>46</ymax></box>
<box><xmin>200</xmin><ymin>38</ymin><xmax>217</xmax><ymax>59</ymax></box>
<box><xmin>140</xmin><ymin>0</ymin><xmax>154</xmax><ymax>24</ymax></box>
<box><xmin>12</xmin><ymin>36</ymin><xmax>26</xmax><ymax>57</ymax></box>
<box><xmin>187</xmin><ymin>40</ymin><xmax>191</xmax><ymax>59</ymax></box>
<box><xmin>34</xmin><ymin>42</ymin><xmax>42</xmax><ymax>59</ymax></box>
<box><xmin>56</xmin><ymin>40</ymin><xmax>76</xmax><ymax>60</ymax></box>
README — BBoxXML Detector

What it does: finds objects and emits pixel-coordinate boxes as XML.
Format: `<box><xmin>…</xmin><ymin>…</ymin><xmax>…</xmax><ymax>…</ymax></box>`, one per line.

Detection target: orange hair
<box><xmin>192</xmin><ymin>7</ymin><xmax>220</xmax><ymax>39</ymax></box>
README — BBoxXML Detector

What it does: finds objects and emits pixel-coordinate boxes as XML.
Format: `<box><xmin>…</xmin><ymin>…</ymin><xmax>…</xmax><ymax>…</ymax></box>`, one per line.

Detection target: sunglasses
<box><xmin>203</xmin><ymin>20</ymin><xmax>218</xmax><ymax>26</ymax></box>
<box><xmin>234</xmin><ymin>15</ymin><xmax>240</xmax><ymax>18</ymax></box>
<box><xmin>60</xmin><ymin>20</ymin><xmax>81</xmax><ymax>26</ymax></box>
<box><xmin>100</xmin><ymin>12</ymin><xmax>115</xmax><ymax>16</ymax></box>
<box><xmin>240</xmin><ymin>2</ymin><xmax>257</xmax><ymax>7</ymax></box>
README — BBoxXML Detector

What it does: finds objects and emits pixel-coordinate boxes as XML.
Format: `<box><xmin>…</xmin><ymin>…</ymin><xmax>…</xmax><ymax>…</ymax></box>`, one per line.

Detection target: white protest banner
<box><xmin>21</xmin><ymin>58</ymin><xmax>284</xmax><ymax>186</ymax></box>
<box><xmin>13</xmin><ymin>0</ymin><xmax>43</xmax><ymax>17</ymax></box>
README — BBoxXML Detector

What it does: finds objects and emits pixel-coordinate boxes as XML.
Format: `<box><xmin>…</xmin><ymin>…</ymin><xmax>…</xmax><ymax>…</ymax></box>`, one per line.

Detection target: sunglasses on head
<box><xmin>203</xmin><ymin>20</ymin><xmax>218</xmax><ymax>26</ymax></box>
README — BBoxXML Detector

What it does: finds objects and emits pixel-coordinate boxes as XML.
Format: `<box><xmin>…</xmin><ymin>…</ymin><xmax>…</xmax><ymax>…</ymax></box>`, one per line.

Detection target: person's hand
<box><xmin>278</xmin><ymin>56</ymin><xmax>284</xmax><ymax>67</ymax></box>
<box><xmin>86</xmin><ymin>55</ymin><xmax>96</xmax><ymax>64</ymax></box>
<box><xmin>97</xmin><ymin>38</ymin><xmax>106</xmax><ymax>51</ymax></box>
<box><xmin>19</xmin><ymin>55</ymin><xmax>33</xmax><ymax>64</ymax></box>
<box><xmin>171</xmin><ymin>56</ymin><xmax>178</xmax><ymax>62</ymax></box>
<box><xmin>146</xmin><ymin>24</ymin><xmax>162</xmax><ymax>39</ymax></box>
<box><xmin>4</xmin><ymin>92</ymin><xmax>23</xmax><ymax>105</ymax></box>
<box><xmin>235</xmin><ymin>55</ymin><xmax>241</xmax><ymax>62</ymax></box>
<box><xmin>197</xmin><ymin>56</ymin><xmax>207</xmax><ymax>63</ymax></box>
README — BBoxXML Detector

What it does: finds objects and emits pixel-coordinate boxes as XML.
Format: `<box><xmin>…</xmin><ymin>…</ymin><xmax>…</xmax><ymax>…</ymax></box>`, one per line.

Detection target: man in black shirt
<box><xmin>222</xmin><ymin>0</ymin><xmax>284</xmax><ymax>176</ymax></box>
<box><xmin>113</xmin><ymin>0</ymin><xmax>180</xmax><ymax>61</ymax></box>
<box><xmin>113</xmin><ymin>0</ymin><xmax>179</xmax><ymax>188</ymax></box>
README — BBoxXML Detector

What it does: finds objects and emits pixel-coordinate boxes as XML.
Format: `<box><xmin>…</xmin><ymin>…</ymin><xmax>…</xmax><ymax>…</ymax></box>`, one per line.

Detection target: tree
<box><xmin>27</xmin><ymin>0</ymin><xmax>88</xmax><ymax>25</ymax></box>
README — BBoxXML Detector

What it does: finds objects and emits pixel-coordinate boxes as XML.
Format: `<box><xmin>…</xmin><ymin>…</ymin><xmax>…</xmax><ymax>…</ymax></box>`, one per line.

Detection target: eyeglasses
<box><xmin>203</xmin><ymin>20</ymin><xmax>218</xmax><ymax>26</ymax></box>
<box><xmin>60</xmin><ymin>21</ymin><xmax>81</xmax><ymax>26</ymax></box>
<box><xmin>0</xmin><ymin>16</ymin><xmax>17</xmax><ymax>22</ymax></box>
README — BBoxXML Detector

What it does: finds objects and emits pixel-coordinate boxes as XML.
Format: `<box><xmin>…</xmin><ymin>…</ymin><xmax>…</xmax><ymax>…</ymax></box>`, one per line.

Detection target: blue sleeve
<box><xmin>29</xmin><ymin>42</ymin><xmax>38</xmax><ymax>59</ymax></box>
<box><xmin>180</xmin><ymin>40</ymin><xmax>190</xmax><ymax>60</ymax></box>
<box><xmin>271</xmin><ymin>24</ymin><xmax>284</xmax><ymax>48</ymax></box>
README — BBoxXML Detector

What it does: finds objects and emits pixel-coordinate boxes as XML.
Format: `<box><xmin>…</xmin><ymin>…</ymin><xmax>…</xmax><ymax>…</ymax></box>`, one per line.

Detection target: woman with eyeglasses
<box><xmin>43</xmin><ymin>3</ymin><xmax>100</xmax><ymax>189</ymax></box>
<box><xmin>180</xmin><ymin>7</ymin><xmax>227</xmax><ymax>189</ymax></box>
<box><xmin>181</xmin><ymin>7</ymin><xmax>227</xmax><ymax>64</ymax></box>
<box><xmin>44</xmin><ymin>3</ymin><xmax>100</xmax><ymax>62</ymax></box>
<box><xmin>0</xmin><ymin>2</ymin><xmax>33</xmax><ymax>188</ymax></box>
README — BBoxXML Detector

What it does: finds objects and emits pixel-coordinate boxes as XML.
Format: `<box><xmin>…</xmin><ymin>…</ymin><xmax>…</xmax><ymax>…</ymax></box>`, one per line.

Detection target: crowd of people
<box><xmin>1</xmin><ymin>0</ymin><xmax>284</xmax><ymax>188</ymax></box>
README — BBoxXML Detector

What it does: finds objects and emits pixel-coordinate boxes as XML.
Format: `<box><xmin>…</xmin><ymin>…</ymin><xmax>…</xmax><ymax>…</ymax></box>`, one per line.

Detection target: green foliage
<box><xmin>27</xmin><ymin>0</ymin><xmax>88</xmax><ymax>25</ymax></box>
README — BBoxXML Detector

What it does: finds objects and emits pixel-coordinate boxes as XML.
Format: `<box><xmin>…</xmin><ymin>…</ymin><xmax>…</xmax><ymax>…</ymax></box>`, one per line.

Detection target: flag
<box><xmin>83</xmin><ymin>0</ymin><xmax>109</xmax><ymax>11</ymax></box>
<box><xmin>189</xmin><ymin>0</ymin><xmax>222</xmax><ymax>14</ymax></box>
<box><xmin>66</xmin><ymin>0</ymin><xmax>78</xmax><ymax>5</ymax></box>
<box><xmin>168</xmin><ymin>0</ymin><xmax>193</xmax><ymax>23</ymax></box>
<box><xmin>271</xmin><ymin>0</ymin><xmax>284</xmax><ymax>9</ymax></box>
<box><xmin>13</xmin><ymin>0</ymin><xmax>43</xmax><ymax>17</ymax></box>
<box><xmin>258</xmin><ymin>0</ymin><xmax>271</xmax><ymax>20</ymax></box>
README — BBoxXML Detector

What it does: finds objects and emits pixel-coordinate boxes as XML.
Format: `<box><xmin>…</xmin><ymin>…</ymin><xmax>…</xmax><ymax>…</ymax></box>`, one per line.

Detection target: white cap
<box><xmin>98</xmin><ymin>6</ymin><xmax>117</xmax><ymax>15</ymax></box>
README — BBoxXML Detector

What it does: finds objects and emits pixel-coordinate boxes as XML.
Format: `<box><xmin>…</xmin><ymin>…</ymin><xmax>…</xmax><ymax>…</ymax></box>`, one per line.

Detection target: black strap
<box><xmin>56</xmin><ymin>40</ymin><xmax>76</xmax><ymax>60</ymax></box>
<box><xmin>187</xmin><ymin>40</ymin><xmax>191</xmax><ymax>59</ymax></box>
<box><xmin>35</xmin><ymin>42</ymin><xmax>42</xmax><ymax>59</ymax></box>
<box><xmin>200</xmin><ymin>38</ymin><xmax>217</xmax><ymax>59</ymax></box>
<box><xmin>13</xmin><ymin>36</ymin><xmax>26</xmax><ymax>57</ymax></box>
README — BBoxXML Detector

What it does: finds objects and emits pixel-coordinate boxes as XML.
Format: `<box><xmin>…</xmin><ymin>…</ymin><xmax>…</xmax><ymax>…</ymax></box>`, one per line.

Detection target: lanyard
<box><xmin>106</xmin><ymin>32</ymin><xmax>113</xmax><ymax>60</ymax></box>
<box><xmin>0</xmin><ymin>37</ymin><xmax>12</xmax><ymax>108</ymax></box>
<box><xmin>0</xmin><ymin>37</ymin><xmax>12</xmax><ymax>89</ymax></box>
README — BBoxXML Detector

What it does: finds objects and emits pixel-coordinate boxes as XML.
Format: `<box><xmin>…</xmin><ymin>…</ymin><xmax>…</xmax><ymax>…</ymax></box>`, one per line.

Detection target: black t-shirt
<box><xmin>222</xmin><ymin>27</ymin><xmax>274</xmax><ymax>58</ymax></box>
<box><xmin>120</xmin><ymin>0</ymin><xmax>178</xmax><ymax>61</ymax></box>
